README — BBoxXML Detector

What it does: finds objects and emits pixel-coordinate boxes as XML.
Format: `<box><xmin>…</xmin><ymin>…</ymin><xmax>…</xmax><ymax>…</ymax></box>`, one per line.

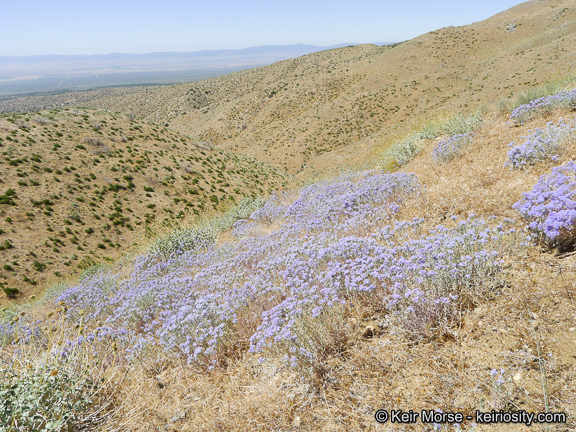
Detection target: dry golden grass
<box><xmin>64</xmin><ymin>107</ymin><xmax>576</xmax><ymax>432</ymax></box>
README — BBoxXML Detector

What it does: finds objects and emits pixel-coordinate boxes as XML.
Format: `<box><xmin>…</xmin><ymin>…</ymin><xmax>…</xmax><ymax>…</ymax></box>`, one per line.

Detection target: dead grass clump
<box><xmin>83</xmin><ymin>136</ymin><xmax>106</xmax><ymax>147</ymax></box>
<box><xmin>92</xmin><ymin>145</ymin><xmax>112</xmax><ymax>155</ymax></box>
<box><xmin>33</xmin><ymin>115</ymin><xmax>51</xmax><ymax>125</ymax></box>
<box><xmin>15</xmin><ymin>119</ymin><xmax>29</xmax><ymax>129</ymax></box>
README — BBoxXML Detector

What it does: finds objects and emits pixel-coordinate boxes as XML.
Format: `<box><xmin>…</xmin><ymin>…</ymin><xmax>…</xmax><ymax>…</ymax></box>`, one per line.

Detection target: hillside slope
<box><xmin>2</xmin><ymin>0</ymin><xmax>576</xmax><ymax>178</ymax></box>
<box><xmin>0</xmin><ymin>109</ymin><xmax>295</xmax><ymax>302</ymax></box>
<box><xmin>2</xmin><ymin>96</ymin><xmax>575</xmax><ymax>430</ymax></box>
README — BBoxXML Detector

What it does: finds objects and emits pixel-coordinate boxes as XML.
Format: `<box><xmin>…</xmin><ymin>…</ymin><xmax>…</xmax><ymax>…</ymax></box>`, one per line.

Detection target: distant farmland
<box><xmin>0</xmin><ymin>44</ymin><xmax>354</xmax><ymax>97</ymax></box>
<box><xmin>0</xmin><ymin>68</ymin><xmax>249</xmax><ymax>98</ymax></box>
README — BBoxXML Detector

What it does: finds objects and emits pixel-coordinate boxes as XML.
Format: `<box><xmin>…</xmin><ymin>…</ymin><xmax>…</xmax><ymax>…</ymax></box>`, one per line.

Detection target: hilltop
<box><xmin>2</xmin><ymin>0</ymin><xmax>576</xmax><ymax>178</ymax></box>
<box><xmin>0</xmin><ymin>109</ymin><xmax>295</xmax><ymax>302</ymax></box>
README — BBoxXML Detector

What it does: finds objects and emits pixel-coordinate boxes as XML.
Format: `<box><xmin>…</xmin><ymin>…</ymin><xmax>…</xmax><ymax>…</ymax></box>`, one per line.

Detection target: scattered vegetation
<box><xmin>2</xmin><ymin>2</ymin><xmax>575</xmax><ymax>177</ymax></box>
<box><xmin>2</xmin><ymin>3</ymin><xmax>576</xmax><ymax>429</ymax></box>
<box><xmin>0</xmin><ymin>109</ymin><xmax>296</xmax><ymax>302</ymax></box>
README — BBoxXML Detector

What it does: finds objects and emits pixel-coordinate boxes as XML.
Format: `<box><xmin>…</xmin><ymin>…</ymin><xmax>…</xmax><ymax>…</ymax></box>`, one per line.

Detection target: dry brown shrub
<box><xmin>83</xmin><ymin>136</ymin><xmax>106</xmax><ymax>147</ymax></box>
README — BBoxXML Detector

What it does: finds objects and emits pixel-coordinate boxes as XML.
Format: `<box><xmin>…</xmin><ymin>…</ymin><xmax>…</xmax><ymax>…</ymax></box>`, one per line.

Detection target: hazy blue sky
<box><xmin>1</xmin><ymin>0</ymin><xmax>527</xmax><ymax>56</ymax></box>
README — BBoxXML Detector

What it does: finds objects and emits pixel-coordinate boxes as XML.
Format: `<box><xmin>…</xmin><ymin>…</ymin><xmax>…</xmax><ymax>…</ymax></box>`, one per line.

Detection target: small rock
<box><xmin>363</xmin><ymin>325</ymin><xmax>375</xmax><ymax>338</ymax></box>
<box><xmin>569</xmin><ymin>328</ymin><xmax>575</xmax><ymax>332</ymax></box>
<box><xmin>513</xmin><ymin>372</ymin><xmax>522</xmax><ymax>383</ymax></box>
<box><xmin>505</xmin><ymin>21</ymin><xmax>517</xmax><ymax>34</ymax></box>
<box><xmin>169</xmin><ymin>408</ymin><xmax>187</xmax><ymax>423</ymax></box>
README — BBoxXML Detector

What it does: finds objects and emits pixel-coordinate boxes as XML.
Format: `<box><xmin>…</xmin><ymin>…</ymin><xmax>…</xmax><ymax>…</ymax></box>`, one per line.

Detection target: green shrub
<box><xmin>0</xmin><ymin>282</ymin><xmax>19</xmax><ymax>298</ymax></box>
<box><xmin>0</xmin><ymin>240</ymin><xmax>14</xmax><ymax>251</ymax></box>
<box><xmin>108</xmin><ymin>183</ymin><xmax>126</xmax><ymax>192</ymax></box>
<box><xmin>77</xmin><ymin>257</ymin><xmax>98</xmax><ymax>271</ymax></box>
<box><xmin>0</xmin><ymin>189</ymin><xmax>18</xmax><ymax>205</ymax></box>
<box><xmin>32</xmin><ymin>261</ymin><xmax>47</xmax><ymax>272</ymax></box>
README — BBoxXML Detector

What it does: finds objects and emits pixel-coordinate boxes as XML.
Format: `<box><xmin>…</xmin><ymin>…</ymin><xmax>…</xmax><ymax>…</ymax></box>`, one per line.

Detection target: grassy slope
<box><xmin>2</xmin><ymin>0</ymin><xmax>576</xmax><ymax>179</ymax></box>
<box><xmin>6</xmin><ymin>103</ymin><xmax>575</xmax><ymax>432</ymax></box>
<box><xmin>0</xmin><ymin>109</ymin><xmax>296</xmax><ymax>303</ymax></box>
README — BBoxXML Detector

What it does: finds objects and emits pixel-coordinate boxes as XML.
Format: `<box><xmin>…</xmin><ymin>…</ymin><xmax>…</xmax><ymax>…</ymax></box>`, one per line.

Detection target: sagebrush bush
<box><xmin>0</xmin><ymin>309</ymin><xmax>118</xmax><ymax>432</ymax></box>
<box><xmin>0</xmin><ymin>365</ymin><xmax>94</xmax><ymax>431</ymax></box>
<box><xmin>82</xmin><ymin>137</ymin><xmax>105</xmax><ymax>147</ymax></box>
<box><xmin>440</xmin><ymin>111</ymin><xmax>483</xmax><ymax>136</ymax></box>
<box><xmin>379</xmin><ymin>135</ymin><xmax>425</xmax><ymax>168</ymax></box>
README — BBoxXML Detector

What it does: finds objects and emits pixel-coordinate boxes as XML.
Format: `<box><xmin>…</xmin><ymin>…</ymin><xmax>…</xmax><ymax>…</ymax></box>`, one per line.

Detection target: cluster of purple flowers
<box><xmin>54</xmin><ymin>171</ymin><xmax>421</xmax><ymax>367</ymax></box>
<box><xmin>491</xmin><ymin>368</ymin><xmax>507</xmax><ymax>386</ymax></box>
<box><xmin>46</xmin><ymin>169</ymin><xmax>523</xmax><ymax>374</ymax></box>
<box><xmin>505</xmin><ymin>119</ymin><xmax>576</xmax><ymax>169</ymax></box>
<box><xmin>510</xmin><ymin>89</ymin><xmax>576</xmax><ymax>125</ymax></box>
<box><xmin>431</xmin><ymin>133</ymin><xmax>474</xmax><ymax>163</ymax></box>
<box><xmin>251</xmin><ymin>215</ymin><xmax>521</xmax><ymax>354</ymax></box>
<box><xmin>513</xmin><ymin>161</ymin><xmax>576</xmax><ymax>249</ymax></box>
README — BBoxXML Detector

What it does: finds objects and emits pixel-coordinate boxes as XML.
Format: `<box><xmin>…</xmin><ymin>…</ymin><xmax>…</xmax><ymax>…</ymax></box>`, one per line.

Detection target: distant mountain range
<box><xmin>0</xmin><ymin>44</ymin><xmax>396</xmax><ymax>75</ymax></box>
<box><xmin>0</xmin><ymin>44</ymin><xmax>394</xmax><ymax>96</ymax></box>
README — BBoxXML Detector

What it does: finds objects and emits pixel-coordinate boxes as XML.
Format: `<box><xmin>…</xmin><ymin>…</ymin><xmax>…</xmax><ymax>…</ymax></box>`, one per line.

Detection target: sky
<box><xmin>1</xmin><ymin>0</ymin><xmax>527</xmax><ymax>56</ymax></box>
